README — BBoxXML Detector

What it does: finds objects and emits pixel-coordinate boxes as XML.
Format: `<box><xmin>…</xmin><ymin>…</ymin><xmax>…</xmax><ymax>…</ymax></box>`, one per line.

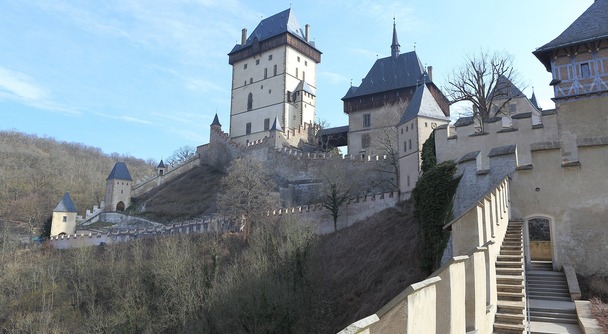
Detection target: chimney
<box><xmin>305</xmin><ymin>24</ymin><xmax>310</xmax><ymax>42</ymax></box>
<box><xmin>427</xmin><ymin>66</ymin><xmax>433</xmax><ymax>82</ymax></box>
<box><xmin>241</xmin><ymin>28</ymin><xmax>247</xmax><ymax>45</ymax></box>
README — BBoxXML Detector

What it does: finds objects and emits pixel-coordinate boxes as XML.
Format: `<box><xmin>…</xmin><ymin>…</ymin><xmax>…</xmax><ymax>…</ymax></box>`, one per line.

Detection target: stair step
<box><xmin>493</xmin><ymin>322</ymin><xmax>525</xmax><ymax>333</ymax></box>
<box><xmin>528</xmin><ymin>294</ymin><xmax>572</xmax><ymax>301</ymax></box>
<box><xmin>498</xmin><ymin>284</ymin><xmax>524</xmax><ymax>293</ymax></box>
<box><xmin>497</xmin><ymin>268</ymin><xmax>524</xmax><ymax>274</ymax></box>
<box><xmin>529</xmin><ymin>310</ymin><xmax>578</xmax><ymax>319</ymax></box>
<box><xmin>529</xmin><ymin>315</ymin><xmax>578</xmax><ymax>324</ymax></box>
<box><xmin>527</xmin><ymin>285</ymin><xmax>569</xmax><ymax>292</ymax></box>
<box><xmin>495</xmin><ymin>312</ymin><xmax>525</xmax><ymax>323</ymax></box>
<box><xmin>497</xmin><ymin>274</ymin><xmax>524</xmax><ymax>283</ymax></box>
<box><xmin>497</xmin><ymin>261</ymin><xmax>523</xmax><ymax>268</ymax></box>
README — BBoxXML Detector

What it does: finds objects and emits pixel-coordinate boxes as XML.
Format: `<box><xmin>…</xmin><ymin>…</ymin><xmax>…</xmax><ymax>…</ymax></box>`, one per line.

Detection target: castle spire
<box><xmin>391</xmin><ymin>18</ymin><xmax>400</xmax><ymax>58</ymax></box>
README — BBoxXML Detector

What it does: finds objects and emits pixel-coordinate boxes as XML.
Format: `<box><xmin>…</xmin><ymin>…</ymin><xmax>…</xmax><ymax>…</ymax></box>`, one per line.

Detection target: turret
<box><xmin>104</xmin><ymin>162</ymin><xmax>133</xmax><ymax>212</ymax></box>
<box><xmin>50</xmin><ymin>192</ymin><xmax>78</xmax><ymax>236</ymax></box>
<box><xmin>391</xmin><ymin>19</ymin><xmax>400</xmax><ymax>58</ymax></box>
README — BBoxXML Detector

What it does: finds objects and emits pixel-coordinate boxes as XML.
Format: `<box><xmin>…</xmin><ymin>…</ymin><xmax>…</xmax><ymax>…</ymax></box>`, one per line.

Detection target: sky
<box><xmin>0</xmin><ymin>0</ymin><xmax>594</xmax><ymax>161</ymax></box>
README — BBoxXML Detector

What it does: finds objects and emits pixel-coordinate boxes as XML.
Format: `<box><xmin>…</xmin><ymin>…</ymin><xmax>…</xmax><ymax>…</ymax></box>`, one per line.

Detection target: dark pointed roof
<box><xmin>106</xmin><ymin>162</ymin><xmax>133</xmax><ymax>181</ymax></box>
<box><xmin>489</xmin><ymin>75</ymin><xmax>525</xmax><ymax>100</ymax></box>
<box><xmin>342</xmin><ymin>51</ymin><xmax>426</xmax><ymax>100</ymax></box>
<box><xmin>54</xmin><ymin>192</ymin><xmax>77</xmax><ymax>213</ymax></box>
<box><xmin>270</xmin><ymin>117</ymin><xmax>283</xmax><ymax>132</ymax></box>
<box><xmin>391</xmin><ymin>21</ymin><xmax>400</xmax><ymax>58</ymax></box>
<box><xmin>534</xmin><ymin>0</ymin><xmax>608</xmax><ymax>70</ymax></box>
<box><xmin>398</xmin><ymin>84</ymin><xmax>449</xmax><ymax>125</ymax></box>
<box><xmin>229</xmin><ymin>9</ymin><xmax>318</xmax><ymax>54</ymax></box>
<box><xmin>157</xmin><ymin>159</ymin><xmax>167</xmax><ymax>168</ymax></box>
<box><xmin>211</xmin><ymin>113</ymin><xmax>221</xmax><ymax>127</ymax></box>
<box><xmin>530</xmin><ymin>92</ymin><xmax>540</xmax><ymax>110</ymax></box>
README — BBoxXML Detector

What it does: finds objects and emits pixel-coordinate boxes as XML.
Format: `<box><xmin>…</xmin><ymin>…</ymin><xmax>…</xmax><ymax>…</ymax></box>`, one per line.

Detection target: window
<box><xmin>296</xmin><ymin>68</ymin><xmax>299</xmax><ymax>78</ymax></box>
<box><xmin>581</xmin><ymin>63</ymin><xmax>591</xmax><ymax>78</ymax></box>
<box><xmin>409</xmin><ymin>139</ymin><xmax>412</xmax><ymax>150</ymax></box>
<box><xmin>273</xmin><ymin>64</ymin><xmax>277</xmax><ymax>76</ymax></box>
<box><xmin>401</xmin><ymin>128</ymin><xmax>403</xmax><ymax>134</ymax></box>
<box><xmin>264</xmin><ymin>118</ymin><xmax>270</xmax><ymax>131</ymax></box>
<box><xmin>297</xmin><ymin>56</ymin><xmax>301</xmax><ymax>62</ymax></box>
<box><xmin>363</xmin><ymin>114</ymin><xmax>371</xmax><ymax>128</ymax></box>
<box><xmin>62</xmin><ymin>216</ymin><xmax>67</xmax><ymax>223</ymax></box>
<box><xmin>268</xmin><ymin>55</ymin><xmax>273</xmax><ymax>61</ymax></box>
<box><xmin>264</xmin><ymin>68</ymin><xmax>268</xmax><ymax>79</ymax></box>
<box><xmin>249</xmin><ymin>78</ymin><xmax>253</xmax><ymax>84</ymax></box>
<box><xmin>247</xmin><ymin>92</ymin><xmax>253</xmax><ymax>111</ymax></box>
<box><xmin>256</xmin><ymin>59</ymin><xmax>260</xmax><ymax>65</ymax></box>
<box><xmin>407</xmin><ymin>175</ymin><xmax>410</xmax><ymax>187</ymax></box>
<box><xmin>305</xmin><ymin>60</ymin><xmax>308</xmax><ymax>66</ymax></box>
<box><xmin>303</xmin><ymin>71</ymin><xmax>305</xmax><ymax>81</ymax></box>
<box><xmin>425</xmin><ymin>122</ymin><xmax>428</xmax><ymax>127</ymax></box>
<box><xmin>244</xmin><ymin>80</ymin><xmax>247</xmax><ymax>86</ymax></box>
<box><xmin>243</xmin><ymin>63</ymin><xmax>247</xmax><ymax>69</ymax></box>
<box><xmin>403</xmin><ymin>141</ymin><xmax>407</xmax><ymax>152</ymax></box>
<box><xmin>246</xmin><ymin>122</ymin><xmax>252</xmax><ymax>135</ymax></box>
<box><xmin>361</xmin><ymin>133</ymin><xmax>371</xmax><ymax>148</ymax></box>
<box><xmin>287</xmin><ymin>90</ymin><xmax>292</xmax><ymax>102</ymax></box>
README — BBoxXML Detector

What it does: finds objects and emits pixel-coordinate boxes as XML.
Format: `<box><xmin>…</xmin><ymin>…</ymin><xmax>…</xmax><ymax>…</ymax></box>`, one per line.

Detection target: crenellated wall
<box><xmin>340</xmin><ymin>178</ymin><xmax>510</xmax><ymax>334</ymax></box>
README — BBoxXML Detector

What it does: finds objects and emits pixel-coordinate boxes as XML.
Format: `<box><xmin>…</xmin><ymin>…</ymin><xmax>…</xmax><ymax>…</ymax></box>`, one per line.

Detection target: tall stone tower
<box><xmin>104</xmin><ymin>162</ymin><xmax>133</xmax><ymax>212</ymax></box>
<box><xmin>228</xmin><ymin>9</ymin><xmax>322</xmax><ymax>145</ymax></box>
<box><xmin>50</xmin><ymin>192</ymin><xmax>78</xmax><ymax>237</ymax></box>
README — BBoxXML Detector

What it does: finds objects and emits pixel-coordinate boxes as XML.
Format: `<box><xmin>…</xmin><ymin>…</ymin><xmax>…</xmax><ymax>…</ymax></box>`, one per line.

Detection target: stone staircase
<box><xmin>527</xmin><ymin>262</ymin><xmax>582</xmax><ymax>334</ymax></box>
<box><xmin>494</xmin><ymin>220</ymin><xmax>527</xmax><ymax>334</ymax></box>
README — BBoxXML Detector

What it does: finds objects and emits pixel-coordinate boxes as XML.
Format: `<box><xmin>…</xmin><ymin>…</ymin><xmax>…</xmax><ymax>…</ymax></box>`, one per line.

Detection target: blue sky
<box><xmin>0</xmin><ymin>0</ymin><xmax>593</xmax><ymax>160</ymax></box>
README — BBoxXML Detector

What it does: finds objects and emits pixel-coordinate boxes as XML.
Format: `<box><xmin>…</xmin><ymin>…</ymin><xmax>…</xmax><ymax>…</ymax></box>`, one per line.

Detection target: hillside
<box><xmin>0</xmin><ymin>197</ymin><xmax>424</xmax><ymax>333</ymax></box>
<box><xmin>132</xmin><ymin>163</ymin><xmax>225</xmax><ymax>223</ymax></box>
<box><xmin>0</xmin><ymin>130</ymin><xmax>156</xmax><ymax>234</ymax></box>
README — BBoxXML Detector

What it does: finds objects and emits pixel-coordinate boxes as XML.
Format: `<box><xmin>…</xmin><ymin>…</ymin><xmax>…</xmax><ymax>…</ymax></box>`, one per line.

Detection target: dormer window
<box><xmin>580</xmin><ymin>63</ymin><xmax>590</xmax><ymax>78</ymax></box>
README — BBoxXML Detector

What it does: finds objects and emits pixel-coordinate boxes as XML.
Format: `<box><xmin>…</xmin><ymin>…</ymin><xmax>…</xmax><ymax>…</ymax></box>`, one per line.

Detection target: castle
<box><xmin>49</xmin><ymin>3</ymin><xmax>607</xmax><ymax>332</ymax></box>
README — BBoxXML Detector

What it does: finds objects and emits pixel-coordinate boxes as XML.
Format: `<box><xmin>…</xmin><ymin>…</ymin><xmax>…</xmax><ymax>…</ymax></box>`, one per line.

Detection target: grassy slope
<box><xmin>132</xmin><ymin>164</ymin><xmax>225</xmax><ymax>223</ymax></box>
<box><xmin>311</xmin><ymin>200</ymin><xmax>426</xmax><ymax>332</ymax></box>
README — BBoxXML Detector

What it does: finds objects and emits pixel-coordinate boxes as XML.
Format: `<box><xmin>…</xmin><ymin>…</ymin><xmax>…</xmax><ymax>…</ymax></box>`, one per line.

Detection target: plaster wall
<box><xmin>50</xmin><ymin>211</ymin><xmax>77</xmax><ymax>236</ymax></box>
<box><xmin>104</xmin><ymin>179</ymin><xmax>132</xmax><ymax>211</ymax></box>
<box><xmin>510</xmin><ymin>146</ymin><xmax>608</xmax><ymax>275</ymax></box>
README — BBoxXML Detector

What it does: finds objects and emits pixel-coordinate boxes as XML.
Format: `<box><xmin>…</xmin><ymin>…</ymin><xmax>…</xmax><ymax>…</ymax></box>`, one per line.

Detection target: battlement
<box><xmin>436</xmin><ymin>111</ymin><xmax>559</xmax><ymax>170</ymax></box>
<box><xmin>276</xmin><ymin>146</ymin><xmax>389</xmax><ymax>162</ymax></box>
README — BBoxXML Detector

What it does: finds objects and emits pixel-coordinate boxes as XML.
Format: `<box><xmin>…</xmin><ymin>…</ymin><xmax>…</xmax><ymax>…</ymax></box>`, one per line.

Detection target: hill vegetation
<box><xmin>0</xmin><ymin>201</ymin><xmax>423</xmax><ymax>333</ymax></box>
<box><xmin>0</xmin><ymin>130</ymin><xmax>156</xmax><ymax>236</ymax></box>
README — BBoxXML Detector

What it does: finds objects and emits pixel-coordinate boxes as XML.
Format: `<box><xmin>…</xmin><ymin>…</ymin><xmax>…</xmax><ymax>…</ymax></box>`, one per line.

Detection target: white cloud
<box><xmin>121</xmin><ymin>116</ymin><xmax>151</xmax><ymax>125</ymax></box>
<box><xmin>320</xmin><ymin>71</ymin><xmax>349</xmax><ymax>85</ymax></box>
<box><xmin>0</xmin><ymin>66</ymin><xmax>79</xmax><ymax>115</ymax></box>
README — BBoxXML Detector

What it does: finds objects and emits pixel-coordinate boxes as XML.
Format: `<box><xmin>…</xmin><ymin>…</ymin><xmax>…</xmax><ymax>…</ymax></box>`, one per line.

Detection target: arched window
<box><xmin>247</xmin><ymin>92</ymin><xmax>253</xmax><ymax>111</ymax></box>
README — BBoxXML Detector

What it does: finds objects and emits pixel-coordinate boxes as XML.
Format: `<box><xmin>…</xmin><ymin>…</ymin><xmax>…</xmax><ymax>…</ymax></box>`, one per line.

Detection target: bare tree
<box><xmin>370</xmin><ymin>101</ymin><xmax>406</xmax><ymax>190</ymax></box>
<box><xmin>323</xmin><ymin>183</ymin><xmax>349</xmax><ymax>232</ymax></box>
<box><xmin>217</xmin><ymin>157</ymin><xmax>276</xmax><ymax>240</ymax></box>
<box><xmin>166</xmin><ymin>145</ymin><xmax>196</xmax><ymax>165</ymax></box>
<box><xmin>446</xmin><ymin>50</ymin><xmax>521</xmax><ymax>130</ymax></box>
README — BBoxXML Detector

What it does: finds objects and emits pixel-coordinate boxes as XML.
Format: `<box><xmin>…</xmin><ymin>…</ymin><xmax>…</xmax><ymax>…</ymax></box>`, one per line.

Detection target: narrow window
<box><xmin>256</xmin><ymin>59</ymin><xmax>260</xmax><ymax>65</ymax></box>
<box><xmin>303</xmin><ymin>71</ymin><xmax>306</xmax><ymax>81</ymax></box>
<box><xmin>62</xmin><ymin>216</ymin><xmax>67</xmax><ymax>223</ymax></box>
<box><xmin>362</xmin><ymin>133</ymin><xmax>370</xmax><ymax>148</ymax></box>
<box><xmin>246</xmin><ymin>122</ymin><xmax>252</xmax><ymax>135</ymax></box>
<box><xmin>249</xmin><ymin>78</ymin><xmax>253</xmax><ymax>84</ymax></box>
<box><xmin>264</xmin><ymin>68</ymin><xmax>268</xmax><ymax>79</ymax></box>
<box><xmin>274</xmin><ymin>64</ymin><xmax>277</xmax><ymax>76</ymax></box>
<box><xmin>403</xmin><ymin>141</ymin><xmax>407</xmax><ymax>152</ymax></box>
<box><xmin>581</xmin><ymin>63</ymin><xmax>591</xmax><ymax>78</ymax></box>
<box><xmin>409</xmin><ymin>139</ymin><xmax>412</xmax><ymax>150</ymax></box>
<box><xmin>247</xmin><ymin>92</ymin><xmax>253</xmax><ymax>111</ymax></box>
<box><xmin>363</xmin><ymin>114</ymin><xmax>371</xmax><ymax>128</ymax></box>
<box><xmin>268</xmin><ymin>55</ymin><xmax>273</xmax><ymax>61</ymax></box>
<box><xmin>243</xmin><ymin>63</ymin><xmax>247</xmax><ymax>69</ymax></box>
<box><xmin>305</xmin><ymin>60</ymin><xmax>308</xmax><ymax>66</ymax></box>
<box><xmin>264</xmin><ymin>118</ymin><xmax>270</xmax><ymax>131</ymax></box>
<box><xmin>401</xmin><ymin>128</ymin><xmax>403</xmax><ymax>134</ymax></box>
<box><xmin>425</xmin><ymin>122</ymin><xmax>428</xmax><ymax>127</ymax></box>
<box><xmin>296</xmin><ymin>68</ymin><xmax>299</xmax><ymax>78</ymax></box>
<box><xmin>244</xmin><ymin>80</ymin><xmax>247</xmax><ymax>86</ymax></box>
<box><xmin>287</xmin><ymin>91</ymin><xmax>292</xmax><ymax>102</ymax></box>
<box><xmin>297</xmin><ymin>56</ymin><xmax>301</xmax><ymax>62</ymax></box>
<box><xmin>407</xmin><ymin>175</ymin><xmax>410</xmax><ymax>187</ymax></box>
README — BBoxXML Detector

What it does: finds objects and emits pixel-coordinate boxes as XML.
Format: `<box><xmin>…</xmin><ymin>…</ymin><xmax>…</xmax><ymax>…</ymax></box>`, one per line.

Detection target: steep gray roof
<box><xmin>54</xmin><ymin>192</ymin><xmax>77</xmax><ymax>213</ymax></box>
<box><xmin>489</xmin><ymin>75</ymin><xmax>525</xmax><ymax>100</ymax></box>
<box><xmin>343</xmin><ymin>51</ymin><xmax>426</xmax><ymax>100</ymax></box>
<box><xmin>270</xmin><ymin>117</ymin><xmax>283</xmax><ymax>132</ymax></box>
<box><xmin>530</xmin><ymin>92</ymin><xmax>540</xmax><ymax>110</ymax></box>
<box><xmin>398</xmin><ymin>84</ymin><xmax>449</xmax><ymax>125</ymax></box>
<box><xmin>157</xmin><ymin>159</ymin><xmax>167</xmax><ymax>168</ymax></box>
<box><xmin>106</xmin><ymin>162</ymin><xmax>133</xmax><ymax>181</ymax></box>
<box><xmin>295</xmin><ymin>80</ymin><xmax>315</xmax><ymax>95</ymax></box>
<box><xmin>211</xmin><ymin>113</ymin><xmax>221</xmax><ymax>127</ymax></box>
<box><xmin>534</xmin><ymin>0</ymin><xmax>608</xmax><ymax>69</ymax></box>
<box><xmin>229</xmin><ymin>9</ymin><xmax>317</xmax><ymax>54</ymax></box>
